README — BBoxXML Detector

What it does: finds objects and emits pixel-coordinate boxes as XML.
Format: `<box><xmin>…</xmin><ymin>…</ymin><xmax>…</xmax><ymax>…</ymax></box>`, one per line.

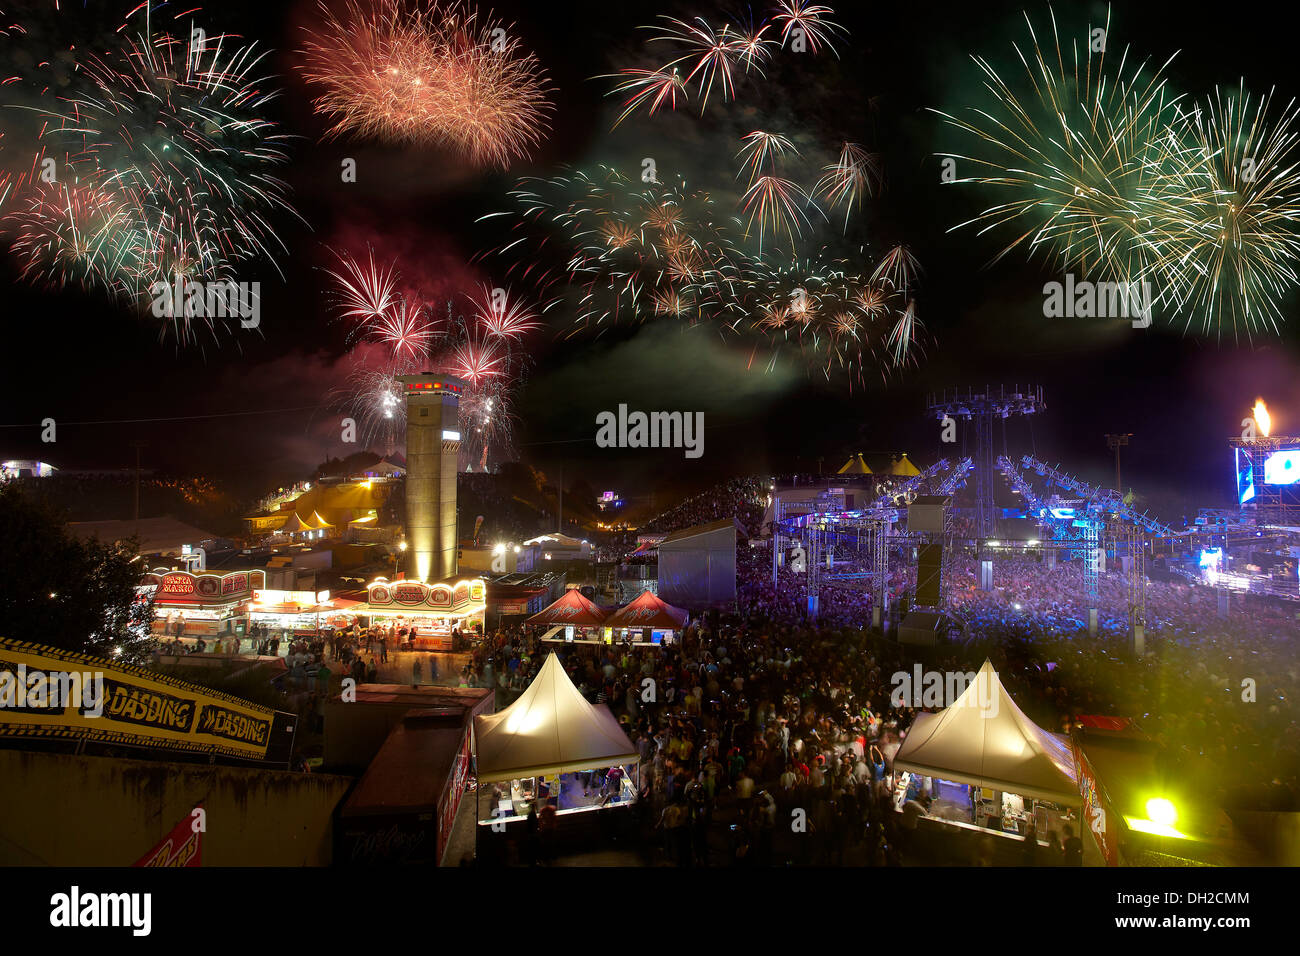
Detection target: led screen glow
<box><xmin>1237</xmin><ymin>448</ymin><xmax>1256</xmax><ymax>503</ymax></box>
<box><xmin>1263</xmin><ymin>449</ymin><xmax>1300</xmax><ymax>485</ymax></box>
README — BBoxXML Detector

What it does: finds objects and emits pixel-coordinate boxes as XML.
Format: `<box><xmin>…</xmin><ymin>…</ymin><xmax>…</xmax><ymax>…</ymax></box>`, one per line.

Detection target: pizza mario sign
<box><xmin>145</xmin><ymin>570</ymin><xmax>264</xmax><ymax>604</ymax></box>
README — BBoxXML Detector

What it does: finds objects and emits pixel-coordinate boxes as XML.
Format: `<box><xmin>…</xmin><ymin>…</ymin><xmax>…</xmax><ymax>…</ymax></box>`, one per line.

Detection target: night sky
<box><xmin>3</xmin><ymin>0</ymin><xmax>1300</xmax><ymax>518</ymax></box>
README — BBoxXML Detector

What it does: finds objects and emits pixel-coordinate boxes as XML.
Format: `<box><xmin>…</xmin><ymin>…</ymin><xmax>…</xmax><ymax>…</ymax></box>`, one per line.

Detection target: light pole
<box><xmin>1105</xmin><ymin>433</ymin><xmax>1132</xmax><ymax>492</ymax></box>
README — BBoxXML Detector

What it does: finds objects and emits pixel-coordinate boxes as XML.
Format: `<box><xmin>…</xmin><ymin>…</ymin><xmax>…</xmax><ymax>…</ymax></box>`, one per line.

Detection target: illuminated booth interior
<box><xmin>891</xmin><ymin>661</ymin><xmax>1082</xmax><ymax>847</ymax></box>
<box><xmin>146</xmin><ymin>569</ymin><xmax>265</xmax><ymax>641</ymax></box>
<box><xmin>529</xmin><ymin>588</ymin><xmax>609</xmax><ymax>645</ymax></box>
<box><xmin>352</xmin><ymin>576</ymin><xmax>487</xmax><ymax>652</ymax></box>
<box><xmin>474</xmin><ymin>653</ymin><xmax>639</xmax><ymax>826</ymax></box>
<box><xmin>600</xmin><ymin>589</ymin><xmax>689</xmax><ymax>646</ymax></box>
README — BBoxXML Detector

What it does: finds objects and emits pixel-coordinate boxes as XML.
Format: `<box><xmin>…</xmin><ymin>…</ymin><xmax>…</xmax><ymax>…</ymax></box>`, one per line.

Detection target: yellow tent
<box><xmin>837</xmin><ymin>454</ymin><xmax>873</xmax><ymax>475</ymax></box>
<box><xmin>889</xmin><ymin>454</ymin><xmax>921</xmax><ymax>477</ymax></box>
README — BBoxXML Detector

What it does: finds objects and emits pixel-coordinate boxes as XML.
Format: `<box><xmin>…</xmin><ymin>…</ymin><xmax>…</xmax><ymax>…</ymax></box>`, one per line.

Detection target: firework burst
<box><xmin>0</xmin><ymin>8</ymin><xmax>299</xmax><ymax>343</ymax></box>
<box><xmin>938</xmin><ymin>7</ymin><xmax>1300</xmax><ymax>337</ymax></box>
<box><xmin>470</xmin><ymin>282</ymin><xmax>542</xmax><ymax>339</ymax></box>
<box><xmin>324</xmin><ymin>246</ymin><xmax>402</xmax><ymax>329</ymax></box>
<box><xmin>772</xmin><ymin>1</ymin><xmax>846</xmax><ymax>56</ymax></box>
<box><xmin>48</xmin><ymin>28</ymin><xmax>297</xmax><ymax>297</ymax></box>
<box><xmin>739</xmin><ymin>174</ymin><xmax>820</xmax><ymax>251</ymax></box>
<box><xmin>299</xmin><ymin>0</ymin><xmax>554</xmax><ymax>167</ymax></box>
<box><xmin>325</xmin><ymin>244</ymin><xmax>536</xmax><ymax>468</ymax></box>
<box><xmin>1159</xmin><ymin>86</ymin><xmax>1300</xmax><ymax>337</ymax></box>
<box><xmin>817</xmin><ymin>143</ymin><xmax>882</xmax><ymax>228</ymax></box>
<box><xmin>935</xmin><ymin>8</ymin><xmax>1187</xmax><ymax>288</ymax></box>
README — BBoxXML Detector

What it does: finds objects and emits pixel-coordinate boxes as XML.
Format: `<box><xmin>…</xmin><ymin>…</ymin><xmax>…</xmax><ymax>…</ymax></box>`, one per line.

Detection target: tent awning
<box><xmin>526</xmin><ymin>588</ymin><xmax>608</xmax><ymax>627</ymax></box>
<box><xmin>604</xmin><ymin>589</ymin><xmax>688</xmax><ymax>630</ymax></box>
<box><xmin>474</xmin><ymin>653</ymin><xmax>638</xmax><ymax>783</ymax></box>
<box><xmin>891</xmin><ymin>661</ymin><xmax>1080</xmax><ymax>805</ymax></box>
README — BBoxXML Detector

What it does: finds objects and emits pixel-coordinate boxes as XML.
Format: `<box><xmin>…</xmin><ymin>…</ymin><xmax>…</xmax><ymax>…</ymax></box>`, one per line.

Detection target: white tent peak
<box><xmin>893</xmin><ymin>659</ymin><xmax>1079</xmax><ymax>804</ymax></box>
<box><xmin>473</xmin><ymin>652</ymin><xmax>638</xmax><ymax>782</ymax></box>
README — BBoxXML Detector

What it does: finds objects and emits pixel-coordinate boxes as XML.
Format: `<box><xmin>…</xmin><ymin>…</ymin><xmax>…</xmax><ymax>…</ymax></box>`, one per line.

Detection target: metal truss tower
<box><xmin>926</xmin><ymin>386</ymin><xmax>1046</xmax><ymax>540</ymax></box>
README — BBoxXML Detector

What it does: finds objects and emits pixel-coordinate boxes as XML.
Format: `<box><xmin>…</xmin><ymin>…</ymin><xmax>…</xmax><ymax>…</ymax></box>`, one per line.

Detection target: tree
<box><xmin>0</xmin><ymin>484</ymin><xmax>155</xmax><ymax>662</ymax></box>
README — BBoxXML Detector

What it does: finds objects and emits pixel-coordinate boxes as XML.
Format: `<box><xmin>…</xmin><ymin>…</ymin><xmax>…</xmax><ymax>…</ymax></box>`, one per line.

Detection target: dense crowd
<box><xmin>639</xmin><ymin>477</ymin><xmax>769</xmax><ymax>535</ymax></box>
<box><xmin>466</xmin><ymin>472</ymin><xmax>1300</xmax><ymax>864</ymax></box>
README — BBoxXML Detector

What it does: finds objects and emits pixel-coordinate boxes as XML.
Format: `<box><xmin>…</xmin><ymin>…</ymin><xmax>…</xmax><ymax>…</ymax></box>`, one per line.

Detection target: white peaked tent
<box><xmin>892</xmin><ymin>660</ymin><xmax>1080</xmax><ymax>804</ymax></box>
<box><xmin>474</xmin><ymin>653</ymin><xmax>639</xmax><ymax>782</ymax></box>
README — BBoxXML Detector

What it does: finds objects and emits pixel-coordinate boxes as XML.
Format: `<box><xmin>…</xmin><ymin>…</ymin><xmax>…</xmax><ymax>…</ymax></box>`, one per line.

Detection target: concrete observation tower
<box><xmin>397</xmin><ymin>373</ymin><xmax>466</xmax><ymax>583</ymax></box>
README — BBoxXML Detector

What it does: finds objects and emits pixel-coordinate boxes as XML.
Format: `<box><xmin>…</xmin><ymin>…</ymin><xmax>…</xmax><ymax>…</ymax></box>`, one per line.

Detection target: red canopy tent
<box><xmin>605</xmin><ymin>590</ymin><xmax>689</xmax><ymax>631</ymax></box>
<box><xmin>526</xmin><ymin>588</ymin><xmax>609</xmax><ymax>628</ymax></box>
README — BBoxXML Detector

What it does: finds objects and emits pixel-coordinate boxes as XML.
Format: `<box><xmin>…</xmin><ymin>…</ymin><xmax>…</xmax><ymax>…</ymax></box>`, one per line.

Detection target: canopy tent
<box><xmin>604</xmin><ymin>589</ymin><xmax>688</xmax><ymax>631</ymax></box>
<box><xmin>892</xmin><ymin>660</ymin><xmax>1080</xmax><ymax>804</ymax></box>
<box><xmin>837</xmin><ymin>453</ymin><xmax>873</xmax><ymax>475</ymax></box>
<box><xmin>279</xmin><ymin>513</ymin><xmax>313</xmax><ymax>534</ymax></box>
<box><xmin>473</xmin><ymin>653</ymin><xmax>638</xmax><ymax>781</ymax></box>
<box><xmin>889</xmin><ymin>454</ymin><xmax>922</xmax><ymax>477</ymax></box>
<box><xmin>526</xmin><ymin>588</ymin><xmax>609</xmax><ymax>628</ymax></box>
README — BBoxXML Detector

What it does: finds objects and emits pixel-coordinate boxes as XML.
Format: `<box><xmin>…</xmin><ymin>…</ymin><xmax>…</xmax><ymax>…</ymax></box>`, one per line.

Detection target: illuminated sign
<box><xmin>149</xmin><ymin>570</ymin><xmax>263</xmax><ymax>604</ymax></box>
<box><xmin>365</xmin><ymin>578</ymin><xmax>486</xmax><ymax>613</ymax></box>
<box><xmin>252</xmin><ymin>589</ymin><xmax>327</xmax><ymax>608</ymax></box>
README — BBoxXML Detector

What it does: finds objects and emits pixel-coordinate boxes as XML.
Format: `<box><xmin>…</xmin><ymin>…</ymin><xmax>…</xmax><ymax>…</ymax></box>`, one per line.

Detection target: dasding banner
<box><xmin>0</xmin><ymin>638</ymin><xmax>295</xmax><ymax>762</ymax></box>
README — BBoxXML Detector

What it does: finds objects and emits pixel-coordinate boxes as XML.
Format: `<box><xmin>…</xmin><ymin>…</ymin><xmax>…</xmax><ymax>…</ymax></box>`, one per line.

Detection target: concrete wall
<box><xmin>0</xmin><ymin>749</ymin><xmax>354</xmax><ymax>866</ymax></box>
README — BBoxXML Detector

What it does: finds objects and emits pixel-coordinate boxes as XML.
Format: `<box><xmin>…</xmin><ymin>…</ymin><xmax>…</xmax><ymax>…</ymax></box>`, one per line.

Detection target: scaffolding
<box><xmin>925</xmin><ymin>386</ymin><xmax>1046</xmax><ymax>539</ymax></box>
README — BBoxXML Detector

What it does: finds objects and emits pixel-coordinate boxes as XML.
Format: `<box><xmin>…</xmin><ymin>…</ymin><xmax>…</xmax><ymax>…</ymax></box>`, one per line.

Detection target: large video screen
<box><xmin>1263</xmin><ymin>448</ymin><xmax>1300</xmax><ymax>486</ymax></box>
<box><xmin>1237</xmin><ymin>447</ymin><xmax>1256</xmax><ymax>503</ymax></box>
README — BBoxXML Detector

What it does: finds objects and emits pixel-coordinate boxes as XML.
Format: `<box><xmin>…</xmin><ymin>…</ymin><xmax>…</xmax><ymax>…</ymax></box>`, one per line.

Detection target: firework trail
<box><xmin>935</xmin><ymin>6</ymin><xmax>1300</xmax><ymax>337</ymax></box>
<box><xmin>324</xmin><ymin>245</ymin><xmax>535</xmax><ymax>468</ymax></box>
<box><xmin>605</xmin><ymin>3</ymin><xmax>841</xmax><ymax>122</ymax></box>
<box><xmin>1160</xmin><ymin>86</ymin><xmax>1300</xmax><ymax>337</ymax></box>
<box><xmin>299</xmin><ymin>0</ymin><xmax>554</xmax><ymax>168</ymax></box>
<box><xmin>482</xmin><ymin>167</ymin><xmax>922</xmax><ymax>385</ymax></box>
<box><xmin>816</xmin><ymin>143</ymin><xmax>882</xmax><ymax>229</ymax></box>
<box><xmin>1</xmin><ymin>5</ymin><xmax>298</xmax><ymax>343</ymax></box>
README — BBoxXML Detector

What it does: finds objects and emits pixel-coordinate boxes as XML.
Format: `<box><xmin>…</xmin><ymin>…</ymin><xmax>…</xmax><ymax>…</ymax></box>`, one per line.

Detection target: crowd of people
<box><xmin>467</xmin><ymin>474</ymin><xmax>1299</xmax><ymax>864</ymax></box>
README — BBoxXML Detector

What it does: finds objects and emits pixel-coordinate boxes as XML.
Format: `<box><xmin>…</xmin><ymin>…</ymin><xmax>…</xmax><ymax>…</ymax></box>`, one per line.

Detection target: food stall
<box><xmin>351</xmin><ymin>576</ymin><xmax>486</xmax><ymax>651</ymax></box>
<box><xmin>891</xmin><ymin>660</ymin><xmax>1082</xmax><ymax>844</ymax></box>
<box><xmin>600</xmin><ymin>589</ymin><xmax>689</xmax><ymax>646</ymax></box>
<box><xmin>474</xmin><ymin>653</ymin><xmax>639</xmax><ymax>829</ymax></box>
<box><xmin>145</xmin><ymin>568</ymin><xmax>264</xmax><ymax>643</ymax></box>
<box><xmin>248</xmin><ymin>588</ymin><xmax>362</xmax><ymax>639</ymax></box>
<box><xmin>528</xmin><ymin>587</ymin><xmax>610</xmax><ymax>645</ymax></box>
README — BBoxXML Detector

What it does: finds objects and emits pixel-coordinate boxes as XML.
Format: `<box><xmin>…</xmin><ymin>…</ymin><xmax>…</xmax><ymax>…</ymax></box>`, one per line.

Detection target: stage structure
<box><xmin>1229</xmin><ymin>435</ymin><xmax>1300</xmax><ymax>529</ymax></box>
<box><xmin>926</xmin><ymin>385</ymin><xmax>1046</xmax><ymax>539</ymax></box>
<box><xmin>774</xmin><ymin>458</ymin><xmax>972</xmax><ymax>626</ymax></box>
